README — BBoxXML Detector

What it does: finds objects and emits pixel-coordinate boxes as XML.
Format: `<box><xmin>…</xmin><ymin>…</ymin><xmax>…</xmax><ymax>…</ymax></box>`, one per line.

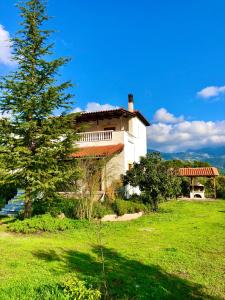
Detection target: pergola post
<box><xmin>213</xmin><ymin>177</ymin><xmax>217</xmax><ymax>199</ymax></box>
<box><xmin>191</xmin><ymin>177</ymin><xmax>194</xmax><ymax>191</ymax></box>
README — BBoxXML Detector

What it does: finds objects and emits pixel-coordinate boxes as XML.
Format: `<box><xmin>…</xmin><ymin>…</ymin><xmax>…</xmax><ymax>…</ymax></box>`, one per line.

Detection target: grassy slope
<box><xmin>0</xmin><ymin>200</ymin><xmax>224</xmax><ymax>299</ymax></box>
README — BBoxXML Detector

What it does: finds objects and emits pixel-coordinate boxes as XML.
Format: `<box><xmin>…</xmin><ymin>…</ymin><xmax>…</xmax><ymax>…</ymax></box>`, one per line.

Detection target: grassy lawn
<box><xmin>0</xmin><ymin>200</ymin><xmax>224</xmax><ymax>299</ymax></box>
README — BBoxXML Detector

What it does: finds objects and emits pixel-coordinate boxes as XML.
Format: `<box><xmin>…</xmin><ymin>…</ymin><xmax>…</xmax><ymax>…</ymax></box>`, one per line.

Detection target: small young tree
<box><xmin>123</xmin><ymin>152</ymin><xmax>181</xmax><ymax>211</ymax></box>
<box><xmin>0</xmin><ymin>0</ymin><xmax>79</xmax><ymax>217</ymax></box>
<box><xmin>76</xmin><ymin>157</ymin><xmax>114</xmax><ymax>220</ymax></box>
<box><xmin>76</xmin><ymin>158</ymin><xmax>104</xmax><ymax>220</ymax></box>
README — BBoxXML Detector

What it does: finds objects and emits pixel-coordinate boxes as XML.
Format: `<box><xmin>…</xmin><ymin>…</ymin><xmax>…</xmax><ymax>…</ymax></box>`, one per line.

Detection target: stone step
<box><xmin>8</xmin><ymin>200</ymin><xmax>24</xmax><ymax>205</ymax></box>
<box><xmin>0</xmin><ymin>189</ymin><xmax>25</xmax><ymax>216</ymax></box>
<box><xmin>1</xmin><ymin>207</ymin><xmax>23</xmax><ymax>212</ymax></box>
<box><xmin>2</xmin><ymin>204</ymin><xmax>24</xmax><ymax>210</ymax></box>
<box><xmin>0</xmin><ymin>209</ymin><xmax>21</xmax><ymax>216</ymax></box>
<box><xmin>6</xmin><ymin>201</ymin><xmax>24</xmax><ymax>205</ymax></box>
<box><xmin>9</xmin><ymin>195</ymin><xmax>24</xmax><ymax>200</ymax></box>
<box><xmin>0</xmin><ymin>211</ymin><xmax>18</xmax><ymax>216</ymax></box>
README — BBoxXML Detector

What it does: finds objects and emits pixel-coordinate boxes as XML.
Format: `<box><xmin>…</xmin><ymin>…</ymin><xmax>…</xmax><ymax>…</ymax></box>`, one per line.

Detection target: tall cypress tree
<box><xmin>0</xmin><ymin>0</ymin><xmax>79</xmax><ymax>217</ymax></box>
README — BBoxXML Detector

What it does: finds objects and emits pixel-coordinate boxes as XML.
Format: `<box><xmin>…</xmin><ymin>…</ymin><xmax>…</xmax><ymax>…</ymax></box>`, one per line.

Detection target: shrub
<box><xmin>92</xmin><ymin>202</ymin><xmax>114</xmax><ymax>219</ymax></box>
<box><xmin>105</xmin><ymin>179</ymin><xmax>124</xmax><ymax>201</ymax></box>
<box><xmin>7</xmin><ymin>214</ymin><xmax>77</xmax><ymax>234</ymax></box>
<box><xmin>62</xmin><ymin>275</ymin><xmax>101</xmax><ymax>300</ymax></box>
<box><xmin>204</xmin><ymin>178</ymin><xmax>215</xmax><ymax>198</ymax></box>
<box><xmin>0</xmin><ymin>197</ymin><xmax>6</xmax><ymax>209</ymax></box>
<box><xmin>32</xmin><ymin>196</ymin><xmax>80</xmax><ymax>219</ymax></box>
<box><xmin>216</xmin><ymin>176</ymin><xmax>225</xmax><ymax>198</ymax></box>
<box><xmin>113</xmin><ymin>199</ymin><xmax>148</xmax><ymax>216</ymax></box>
<box><xmin>50</xmin><ymin>197</ymin><xmax>80</xmax><ymax>219</ymax></box>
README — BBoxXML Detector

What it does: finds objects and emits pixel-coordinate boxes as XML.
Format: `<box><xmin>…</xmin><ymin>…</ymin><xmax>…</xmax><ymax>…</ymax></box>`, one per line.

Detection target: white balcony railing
<box><xmin>77</xmin><ymin>130</ymin><xmax>113</xmax><ymax>142</ymax></box>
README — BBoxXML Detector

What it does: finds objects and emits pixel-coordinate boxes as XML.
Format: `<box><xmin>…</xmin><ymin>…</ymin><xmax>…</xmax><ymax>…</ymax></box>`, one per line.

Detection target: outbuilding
<box><xmin>178</xmin><ymin>167</ymin><xmax>219</xmax><ymax>199</ymax></box>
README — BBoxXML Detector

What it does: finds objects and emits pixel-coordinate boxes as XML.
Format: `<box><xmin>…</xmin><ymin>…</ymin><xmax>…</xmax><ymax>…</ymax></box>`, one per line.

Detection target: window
<box><xmin>104</xmin><ymin>127</ymin><xmax>116</xmax><ymax>131</ymax></box>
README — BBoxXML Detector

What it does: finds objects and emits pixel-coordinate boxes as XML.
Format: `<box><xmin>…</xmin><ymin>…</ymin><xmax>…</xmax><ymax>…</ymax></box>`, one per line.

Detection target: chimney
<box><xmin>128</xmin><ymin>94</ymin><xmax>134</xmax><ymax>112</ymax></box>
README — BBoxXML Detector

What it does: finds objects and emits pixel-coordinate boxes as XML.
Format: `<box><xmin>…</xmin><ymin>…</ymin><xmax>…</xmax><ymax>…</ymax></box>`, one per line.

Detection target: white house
<box><xmin>72</xmin><ymin>94</ymin><xmax>150</xmax><ymax>194</ymax></box>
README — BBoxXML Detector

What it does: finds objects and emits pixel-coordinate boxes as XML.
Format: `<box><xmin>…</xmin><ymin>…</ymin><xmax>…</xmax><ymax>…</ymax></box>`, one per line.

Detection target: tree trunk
<box><xmin>152</xmin><ymin>197</ymin><xmax>158</xmax><ymax>212</ymax></box>
<box><xmin>24</xmin><ymin>188</ymin><xmax>32</xmax><ymax>218</ymax></box>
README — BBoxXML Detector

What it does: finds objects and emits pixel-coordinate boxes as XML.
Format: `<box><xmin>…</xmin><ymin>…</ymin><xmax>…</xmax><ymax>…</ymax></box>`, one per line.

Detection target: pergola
<box><xmin>178</xmin><ymin>167</ymin><xmax>219</xmax><ymax>199</ymax></box>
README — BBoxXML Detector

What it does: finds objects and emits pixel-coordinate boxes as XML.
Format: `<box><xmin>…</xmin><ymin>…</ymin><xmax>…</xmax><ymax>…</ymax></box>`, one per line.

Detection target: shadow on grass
<box><xmin>33</xmin><ymin>246</ymin><xmax>220</xmax><ymax>300</ymax></box>
<box><xmin>0</xmin><ymin>217</ymin><xmax>16</xmax><ymax>225</ymax></box>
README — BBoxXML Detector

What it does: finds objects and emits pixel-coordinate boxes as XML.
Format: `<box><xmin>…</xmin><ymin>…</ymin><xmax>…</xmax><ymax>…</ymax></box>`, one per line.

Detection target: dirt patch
<box><xmin>101</xmin><ymin>212</ymin><xmax>143</xmax><ymax>222</ymax></box>
<box><xmin>178</xmin><ymin>198</ymin><xmax>217</xmax><ymax>202</ymax></box>
<box><xmin>0</xmin><ymin>231</ymin><xmax>12</xmax><ymax>238</ymax></box>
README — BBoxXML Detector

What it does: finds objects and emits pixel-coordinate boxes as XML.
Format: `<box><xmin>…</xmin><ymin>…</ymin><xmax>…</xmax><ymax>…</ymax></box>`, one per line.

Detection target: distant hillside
<box><xmin>148</xmin><ymin>147</ymin><xmax>225</xmax><ymax>173</ymax></box>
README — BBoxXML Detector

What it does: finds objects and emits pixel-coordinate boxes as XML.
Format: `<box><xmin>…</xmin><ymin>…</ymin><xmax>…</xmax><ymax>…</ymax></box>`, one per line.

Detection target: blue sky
<box><xmin>0</xmin><ymin>0</ymin><xmax>225</xmax><ymax>152</ymax></box>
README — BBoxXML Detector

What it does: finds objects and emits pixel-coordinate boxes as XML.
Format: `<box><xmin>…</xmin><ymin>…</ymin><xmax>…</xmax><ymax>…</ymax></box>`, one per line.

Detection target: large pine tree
<box><xmin>0</xmin><ymin>0</ymin><xmax>78</xmax><ymax>217</ymax></box>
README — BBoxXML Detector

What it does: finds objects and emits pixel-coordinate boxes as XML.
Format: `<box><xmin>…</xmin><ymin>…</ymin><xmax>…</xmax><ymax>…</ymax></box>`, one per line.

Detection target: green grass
<box><xmin>0</xmin><ymin>200</ymin><xmax>224</xmax><ymax>299</ymax></box>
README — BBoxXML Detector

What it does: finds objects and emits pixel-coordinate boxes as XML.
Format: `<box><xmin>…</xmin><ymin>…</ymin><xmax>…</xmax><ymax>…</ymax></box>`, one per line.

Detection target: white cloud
<box><xmin>0</xmin><ymin>110</ymin><xmax>11</xmax><ymax>119</ymax></box>
<box><xmin>148</xmin><ymin>109</ymin><xmax>225</xmax><ymax>152</ymax></box>
<box><xmin>197</xmin><ymin>86</ymin><xmax>225</xmax><ymax>99</ymax></box>
<box><xmin>72</xmin><ymin>107</ymin><xmax>82</xmax><ymax>113</ymax></box>
<box><xmin>0</xmin><ymin>24</ymin><xmax>15</xmax><ymax>66</ymax></box>
<box><xmin>153</xmin><ymin>108</ymin><xmax>184</xmax><ymax>124</ymax></box>
<box><xmin>86</xmin><ymin>102</ymin><xmax>118</xmax><ymax>112</ymax></box>
<box><xmin>72</xmin><ymin>102</ymin><xmax>118</xmax><ymax>113</ymax></box>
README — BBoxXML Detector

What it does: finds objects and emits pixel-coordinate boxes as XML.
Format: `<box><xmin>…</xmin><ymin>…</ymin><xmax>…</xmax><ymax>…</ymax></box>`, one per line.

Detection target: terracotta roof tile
<box><xmin>71</xmin><ymin>144</ymin><xmax>124</xmax><ymax>158</ymax></box>
<box><xmin>178</xmin><ymin>167</ymin><xmax>219</xmax><ymax>177</ymax></box>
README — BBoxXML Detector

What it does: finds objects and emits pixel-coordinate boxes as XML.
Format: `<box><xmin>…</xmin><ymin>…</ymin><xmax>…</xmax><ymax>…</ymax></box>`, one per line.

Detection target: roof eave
<box><xmin>75</xmin><ymin>108</ymin><xmax>150</xmax><ymax>126</ymax></box>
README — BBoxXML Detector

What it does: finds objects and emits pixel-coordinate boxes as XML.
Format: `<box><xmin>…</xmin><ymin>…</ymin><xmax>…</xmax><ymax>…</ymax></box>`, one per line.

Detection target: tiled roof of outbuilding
<box><xmin>178</xmin><ymin>167</ymin><xmax>219</xmax><ymax>177</ymax></box>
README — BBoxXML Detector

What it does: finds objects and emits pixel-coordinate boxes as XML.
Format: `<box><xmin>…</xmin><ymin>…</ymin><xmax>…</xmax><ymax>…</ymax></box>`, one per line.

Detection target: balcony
<box><xmin>77</xmin><ymin>130</ymin><xmax>133</xmax><ymax>147</ymax></box>
<box><xmin>77</xmin><ymin>130</ymin><xmax>113</xmax><ymax>142</ymax></box>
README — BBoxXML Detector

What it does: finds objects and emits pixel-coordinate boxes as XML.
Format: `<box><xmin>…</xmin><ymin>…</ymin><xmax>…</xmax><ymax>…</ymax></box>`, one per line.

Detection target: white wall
<box><xmin>104</xmin><ymin>150</ymin><xmax>125</xmax><ymax>188</ymax></box>
<box><xmin>124</xmin><ymin>117</ymin><xmax>147</xmax><ymax>196</ymax></box>
<box><xmin>124</xmin><ymin>117</ymin><xmax>147</xmax><ymax>172</ymax></box>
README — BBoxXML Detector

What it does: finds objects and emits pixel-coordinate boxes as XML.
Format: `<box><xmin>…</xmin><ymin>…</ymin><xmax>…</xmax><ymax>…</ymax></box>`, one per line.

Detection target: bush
<box><xmin>105</xmin><ymin>179</ymin><xmax>124</xmax><ymax>201</ymax></box>
<box><xmin>0</xmin><ymin>197</ymin><xmax>6</xmax><ymax>209</ymax></box>
<box><xmin>32</xmin><ymin>196</ymin><xmax>80</xmax><ymax>219</ymax></box>
<box><xmin>62</xmin><ymin>275</ymin><xmax>101</xmax><ymax>300</ymax></box>
<box><xmin>113</xmin><ymin>199</ymin><xmax>148</xmax><ymax>216</ymax></box>
<box><xmin>32</xmin><ymin>196</ymin><xmax>149</xmax><ymax>221</ymax></box>
<box><xmin>217</xmin><ymin>176</ymin><xmax>225</xmax><ymax>198</ymax></box>
<box><xmin>92</xmin><ymin>202</ymin><xmax>114</xmax><ymax>219</ymax></box>
<box><xmin>7</xmin><ymin>214</ymin><xmax>77</xmax><ymax>234</ymax></box>
<box><xmin>138</xmin><ymin>192</ymin><xmax>165</xmax><ymax>209</ymax></box>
